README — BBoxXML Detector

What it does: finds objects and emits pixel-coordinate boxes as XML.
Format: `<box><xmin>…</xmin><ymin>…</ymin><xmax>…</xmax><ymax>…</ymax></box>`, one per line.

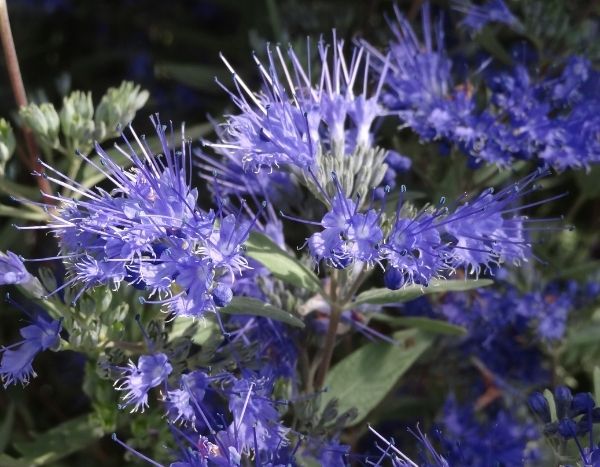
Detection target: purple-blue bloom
<box><xmin>305</xmin><ymin>170</ymin><xmax>556</xmax><ymax>289</ymax></box>
<box><xmin>307</xmin><ymin>193</ymin><xmax>383</xmax><ymax>268</ymax></box>
<box><xmin>0</xmin><ymin>251</ymin><xmax>32</xmax><ymax>285</ymax></box>
<box><xmin>530</xmin><ymin>387</ymin><xmax>600</xmax><ymax>465</ymax></box>
<box><xmin>115</xmin><ymin>352</ymin><xmax>172</xmax><ymax>412</ymax></box>
<box><xmin>166</xmin><ymin>370</ymin><xmax>210</xmax><ymax>427</ymax></box>
<box><xmin>28</xmin><ymin>118</ymin><xmax>252</xmax><ymax>318</ymax></box>
<box><xmin>211</xmin><ymin>35</ymin><xmax>390</xmax><ymax>171</ymax></box>
<box><xmin>436</xmin><ymin>397</ymin><xmax>539</xmax><ymax>466</ymax></box>
<box><xmin>453</xmin><ymin>0</ymin><xmax>520</xmax><ymax>32</ymax></box>
<box><xmin>0</xmin><ymin>315</ymin><xmax>61</xmax><ymax>387</ymax></box>
<box><xmin>368</xmin><ymin>5</ymin><xmax>600</xmax><ymax>170</ymax></box>
<box><xmin>226</xmin><ymin>372</ymin><xmax>289</xmax><ymax>453</ymax></box>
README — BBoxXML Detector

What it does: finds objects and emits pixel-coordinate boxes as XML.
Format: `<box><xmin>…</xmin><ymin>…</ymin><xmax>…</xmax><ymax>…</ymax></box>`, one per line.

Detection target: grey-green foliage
<box><xmin>94</xmin><ymin>81</ymin><xmax>149</xmax><ymax>140</ymax></box>
<box><xmin>319</xmin><ymin>329</ymin><xmax>433</xmax><ymax>427</ymax></box>
<box><xmin>19</xmin><ymin>103</ymin><xmax>60</xmax><ymax>150</ymax></box>
<box><xmin>60</xmin><ymin>91</ymin><xmax>95</xmax><ymax>152</ymax></box>
<box><xmin>0</xmin><ymin>118</ymin><xmax>16</xmax><ymax>176</ymax></box>
<box><xmin>36</xmin><ymin>267</ymin><xmax>130</xmax><ymax>353</ymax></box>
<box><xmin>300</xmin><ymin>145</ymin><xmax>388</xmax><ymax>209</ymax></box>
<box><xmin>18</xmin><ymin>81</ymin><xmax>148</xmax><ymax>156</ymax></box>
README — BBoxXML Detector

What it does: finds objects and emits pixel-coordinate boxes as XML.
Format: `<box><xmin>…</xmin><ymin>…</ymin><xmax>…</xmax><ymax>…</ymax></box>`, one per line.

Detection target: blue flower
<box><xmin>31</xmin><ymin>118</ymin><xmax>253</xmax><ymax>318</ymax></box>
<box><xmin>308</xmin><ymin>193</ymin><xmax>383</xmax><ymax>267</ymax></box>
<box><xmin>370</xmin><ymin>5</ymin><xmax>600</xmax><ymax>169</ymax></box>
<box><xmin>166</xmin><ymin>371</ymin><xmax>210</xmax><ymax>427</ymax></box>
<box><xmin>115</xmin><ymin>352</ymin><xmax>172</xmax><ymax>412</ymax></box>
<box><xmin>0</xmin><ymin>251</ymin><xmax>32</xmax><ymax>285</ymax></box>
<box><xmin>226</xmin><ymin>372</ymin><xmax>289</xmax><ymax>453</ymax></box>
<box><xmin>0</xmin><ymin>315</ymin><xmax>61</xmax><ymax>387</ymax></box>
<box><xmin>436</xmin><ymin>397</ymin><xmax>539</xmax><ymax>466</ymax></box>
<box><xmin>303</xmin><ymin>171</ymin><xmax>559</xmax><ymax>289</ymax></box>
<box><xmin>529</xmin><ymin>387</ymin><xmax>600</xmax><ymax>465</ymax></box>
<box><xmin>453</xmin><ymin>0</ymin><xmax>520</xmax><ymax>33</ymax></box>
<box><xmin>211</xmin><ymin>35</ymin><xmax>389</xmax><ymax>171</ymax></box>
<box><xmin>367</xmin><ymin>425</ymin><xmax>449</xmax><ymax>467</ymax></box>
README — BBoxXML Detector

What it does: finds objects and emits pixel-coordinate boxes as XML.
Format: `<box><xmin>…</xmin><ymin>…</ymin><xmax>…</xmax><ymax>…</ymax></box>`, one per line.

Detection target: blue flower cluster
<box><xmin>0</xmin><ymin>0</ymin><xmax>598</xmax><ymax>466</ymax></box>
<box><xmin>307</xmin><ymin>170</ymin><xmax>553</xmax><ymax>288</ymax></box>
<box><xmin>366</xmin><ymin>5</ymin><xmax>600</xmax><ymax>169</ymax></box>
<box><xmin>35</xmin><ymin>118</ymin><xmax>253</xmax><ymax>318</ymax></box>
<box><xmin>211</xmin><ymin>37</ymin><xmax>388</xmax><ymax>172</ymax></box>
<box><xmin>529</xmin><ymin>387</ymin><xmax>600</xmax><ymax>465</ymax></box>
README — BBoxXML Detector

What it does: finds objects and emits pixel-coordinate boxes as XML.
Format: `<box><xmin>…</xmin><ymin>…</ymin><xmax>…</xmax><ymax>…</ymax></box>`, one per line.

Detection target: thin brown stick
<box><xmin>0</xmin><ymin>0</ymin><xmax>52</xmax><ymax>198</ymax></box>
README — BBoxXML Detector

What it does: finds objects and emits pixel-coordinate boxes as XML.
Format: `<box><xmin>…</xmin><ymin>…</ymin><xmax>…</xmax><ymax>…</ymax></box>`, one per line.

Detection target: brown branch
<box><xmin>0</xmin><ymin>0</ymin><xmax>53</xmax><ymax>199</ymax></box>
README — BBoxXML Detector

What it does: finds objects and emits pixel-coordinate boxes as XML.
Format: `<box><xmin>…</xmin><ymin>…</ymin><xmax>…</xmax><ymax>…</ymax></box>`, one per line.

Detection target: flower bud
<box><xmin>60</xmin><ymin>91</ymin><xmax>95</xmax><ymax>151</ymax></box>
<box><xmin>95</xmin><ymin>81</ymin><xmax>149</xmax><ymax>139</ymax></box>
<box><xmin>0</xmin><ymin>118</ymin><xmax>16</xmax><ymax>176</ymax></box>
<box><xmin>571</xmin><ymin>392</ymin><xmax>595</xmax><ymax>416</ymax></box>
<box><xmin>528</xmin><ymin>392</ymin><xmax>551</xmax><ymax>423</ymax></box>
<box><xmin>554</xmin><ymin>385</ymin><xmax>573</xmax><ymax>420</ymax></box>
<box><xmin>19</xmin><ymin>103</ymin><xmax>60</xmax><ymax>149</ymax></box>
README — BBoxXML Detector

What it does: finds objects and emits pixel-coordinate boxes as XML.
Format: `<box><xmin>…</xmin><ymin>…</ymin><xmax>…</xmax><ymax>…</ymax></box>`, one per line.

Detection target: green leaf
<box><xmin>0</xmin><ymin>204</ymin><xmax>48</xmax><ymax>221</ymax></box>
<box><xmin>12</xmin><ymin>414</ymin><xmax>104</xmax><ymax>466</ymax></box>
<box><xmin>351</xmin><ymin>279</ymin><xmax>493</xmax><ymax>306</ymax></box>
<box><xmin>575</xmin><ymin>166</ymin><xmax>600</xmax><ymax>199</ymax></box>
<box><xmin>0</xmin><ymin>178</ymin><xmax>41</xmax><ymax>200</ymax></box>
<box><xmin>370</xmin><ymin>315</ymin><xmax>467</xmax><ymax>336</ymax></box>
<box><xmin>244</xmin><ymin>232</ymin><xmax>322</xmax><ymax>293</ymax></box>
<box><xmin>544</xmin><ymin>389</ymin><xmax>558</xmax><ymax>423</ymax></box>
<box><xmin>0</xmin><ymin>454</ymin><xmax>29</xmax><ymax>467</ymax></box>
<box><xmin>220</xmin><ymin>296</ymin><xmax>305</xmax><ymax>328</ymax></box>
<box><xmin>594</xmin><ymin>367</ymin><xmax>600</xmax><ymax>405</ymax></box>
<box><xmin>169</xmin><ymin>314</ymin><xmax>221</xmax><ymax>346</ymax></box>
<box><xmin>320</xmin><ymin>330</ymin><xmax>433</xmax><ymax>426</ymax></box>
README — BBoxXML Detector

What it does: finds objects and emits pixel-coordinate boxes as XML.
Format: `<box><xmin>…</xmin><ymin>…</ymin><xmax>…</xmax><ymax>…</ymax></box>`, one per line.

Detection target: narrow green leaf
<box><xmin>320</xmin><ymin>330</ymin><xmax>433</xmax><ymax>426</ymax></box>
<box><xmin>220</xmin><ymin>296</ymin><xmax>305</xmax><ymax>328</ymax></box>
<box><xmin>544</xmin><ymin>389</ymin><xmax>558</xmax><ymax>423</ymax></box>
<box><xmin>594</xmin><ymin>367</ymin><xmax>600</xmax><ymax>406</ymax></box>
<box><xmin>169</xmin><ymin>315</ymin><xmax>221</xmax><ymax>346</ymax></box>
<box><xmin>575</xmin><ymin>166</ymin><xmax>600</xmax><ymax>199</ymax></box>
<box><xmin>371</xmin><ymin>315</ymin><xmax>467</xmax><ymax>336</ymax></box>
<box><xmin>352</xmin><ymin>279</ymin><xmax>493</xmax><ymax>306</ymax></box>
<box><xmin>567</xmin><ymin>323</ymin><xmax>600</xmax><ymax>346</ymax></box>
<box><xmin>245</xmin><ymin>232</ymin><xmax>322</xmax><ymax>293</ymax></box>
<box><xmin>0</xmin><ymin>204</ymin><xmax>48</xmax><ymax>221</ymax></box>
<box><xmin>13</xmin><ymin>414</ymin><xmax>104</xmax><ymax>466</ymax></box>
<box><xmin>0</xmin><ymin>178</ymin><xmax>41</xmax><ymax>199</ymax></box>
<box><xmin>0</xmin><ymin>454</ymin><xmax>29</xmax><ymax>467</ymax></box>
<box><xmin>0</xmin><ymin>403</ymin><xmax>15</xmax><ymax>452</ymax></box>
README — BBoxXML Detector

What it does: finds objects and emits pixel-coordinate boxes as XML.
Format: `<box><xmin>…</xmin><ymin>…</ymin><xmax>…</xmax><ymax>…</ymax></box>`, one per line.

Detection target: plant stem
<box><xmin>314</xmin><ymin>303</ymin><xmax>342</xmax><ymax>390</ymax></box>
<box><xmin>314</xmin><ymin>270</ymin><xmax>340</xmax><ymax>389</ymax></box>
<box><xmin>0</xmin><ymin>0</ymin><xmax>53</xmax><ymax>199</ymax></box>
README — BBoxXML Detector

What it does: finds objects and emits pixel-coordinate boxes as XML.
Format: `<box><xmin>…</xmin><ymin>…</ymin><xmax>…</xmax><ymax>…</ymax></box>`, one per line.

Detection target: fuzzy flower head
<box><xmin>303</xmin><ymin>170</ymin><xmax>561</xmax><ymax>288</ymax></box>
<box><xmin>115</xmin><ymin>353</ymin><xmax>172</xmax><ymax>412</ymax></box>
<box><xmin>0</xmin><ymin>251</ymin><xmax>33</xmax><ymax>285</ymax></box>
<box><xmin>30</xmin><ymin>117</ymin><xmax>253</xmax><ymax>318</ymax></box>
<box><xmin>166</xmin><ymin>370</ymin><xmax>210</xmax><ymax>427</ymax></box>
<box><xmin>370</xmin><ymin>5</ymin><xmax>600</xmax><ymax>170</ymax></box>
<box><xmin>0</xmin><ymin>314</ymin><xmax>61</xmax><ymax>387</ymax></box>
<box><xmin>211</xmin><ymin>34</ymin><xmax>390</xmax><ymax>175</ymax></box>
<box><xmin>307</xmin><ymin>187</ymin><xmax>383</xmax><ymax>268</ymax></box>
